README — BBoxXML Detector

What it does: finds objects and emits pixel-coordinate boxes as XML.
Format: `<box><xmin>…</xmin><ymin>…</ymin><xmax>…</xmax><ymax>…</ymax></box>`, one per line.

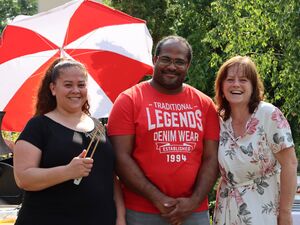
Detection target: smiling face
<box><xmin>222</xmin><ymin>65</ymin><xmax>253</xmax><ymax>107</ymax></box>
<box><xmin>215</xmin><ymin>56</ymin><xmax>264</xmax><ymax>120</ymax></box>
<box><xmin>152</xmin><ymin>39</ymin><xmax>190</xmax><ymax>94</ymax></box>
<box><xmin>50</xmin><ymin>66</ymin><xmax>88</xmax><ymax>114</ymax></box>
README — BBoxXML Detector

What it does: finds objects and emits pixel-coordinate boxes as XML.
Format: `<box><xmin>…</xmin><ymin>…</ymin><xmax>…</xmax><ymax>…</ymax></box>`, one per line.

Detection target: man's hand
<box><xmin>153</xmin><ymin>195</ymin><xmax>178</xmax><ymax>215</ymax></box>
<box><xmin>161</xmin><ymin>197</ymin><xmax>199</xmax><ymax>225</ymax></box>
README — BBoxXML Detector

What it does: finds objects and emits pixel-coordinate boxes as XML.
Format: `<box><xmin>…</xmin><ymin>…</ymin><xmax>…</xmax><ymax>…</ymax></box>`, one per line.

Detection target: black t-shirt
<box><xmin>15</xmin><ymin>115</ymin><xmax>116</xmax><ymax>225</ymax></box>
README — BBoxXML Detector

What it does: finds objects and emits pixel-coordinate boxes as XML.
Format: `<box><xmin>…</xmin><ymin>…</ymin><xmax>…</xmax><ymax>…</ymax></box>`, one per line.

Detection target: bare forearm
<box><xmin>114</xmin><ymin>176</ymin><xmax>126</xmax><ymax>225</ymax></box>
<box><xmin>161</xmin><ymin>152</ymin><xmax>219</xmax><ymax>224</ymax></box>
<box><xmin>191</xmin><ymin>155</ymin><xmax>219</xmax><ymax>205</ymax></box>
<box><xmin>279</xmin><ymin>163</ymin><xmax>297</xmax><ymax>213</ymax></box>
<box><xmin>15</xmin><ymin>165</ymin><xmax>72</xmax><ymax>191</ymax></box>
<box><xmin>116</xmin><ymin>154</ymin><xmax>166</xmax><ymax>203</ymax></box>
<box><xmin>275</xmin><ymin>147</ymin><xmax>298</xmax><ymax>219</ymax></box>
<box><xmin>110</xmin><ymin>135</ymin><xmax>177</xmax><ymax>213</ymax></box>
<box><xmin>190</xmin><ymin>139</ymin><xmax>219</xmax><ymax>206</ymax></box>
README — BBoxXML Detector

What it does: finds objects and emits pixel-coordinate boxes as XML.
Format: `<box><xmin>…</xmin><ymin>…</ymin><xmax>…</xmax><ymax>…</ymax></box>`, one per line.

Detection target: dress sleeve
<box><xmin>17</xmin><ymin>116</ymin><xmax>46</xmax><ymax>151</ymax></box>
<box><xmin>265</xmin><ymin>106</ymin><xmax>294</xmax><ymax>153</ymax></box>
<box><xmin>107</xmin><ymin>92</ymin><xmax>135</xmax><ymax>136</ymax></box>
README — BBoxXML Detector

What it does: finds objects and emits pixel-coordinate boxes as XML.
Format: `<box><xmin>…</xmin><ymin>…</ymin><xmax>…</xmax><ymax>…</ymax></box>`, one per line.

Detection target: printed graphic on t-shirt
<box><xmin>146</xmin><ymin>101</ymin><xmax>203</xmax><ymax>163</ymax></box>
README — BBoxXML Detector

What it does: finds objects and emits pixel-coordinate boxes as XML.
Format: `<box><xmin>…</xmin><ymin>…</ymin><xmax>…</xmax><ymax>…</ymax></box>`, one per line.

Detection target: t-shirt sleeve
<box><xmin>203</xmin><ymin>101</ymin><xmax>220</xmax><ymax>141</ymax></box>
<box><xmin>17</xmin><ymin>116</ymin><xmax>46</xmax><ymax>151</ymax></box>
<box><xmin>266</xmin><ymin>106</ymin><xmax>294</xmax><ymax>153</ymax></box>
<box><xmin>107</xmin><ymin>92</ymin><xmax>135</xmax><ymax>136</ymax></box>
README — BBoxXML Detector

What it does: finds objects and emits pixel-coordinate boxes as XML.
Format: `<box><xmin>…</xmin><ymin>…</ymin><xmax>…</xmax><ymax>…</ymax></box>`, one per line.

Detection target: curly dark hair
<box><xmin>34</xmin><ymin>58</ymin><xmax>90</xmax><ymax>116</ymax></box>
<box><xmin>214</xmin><ymin>55</ymin><xmax>264</xmax><ymax>120</ymax></box>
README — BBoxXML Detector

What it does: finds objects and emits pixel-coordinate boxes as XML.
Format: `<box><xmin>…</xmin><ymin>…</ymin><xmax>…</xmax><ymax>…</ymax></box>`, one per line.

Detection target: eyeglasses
<box><xmin>157</xmin><ymin>56</ymin><xmax>188</xmax><ymax>68</ymax></box>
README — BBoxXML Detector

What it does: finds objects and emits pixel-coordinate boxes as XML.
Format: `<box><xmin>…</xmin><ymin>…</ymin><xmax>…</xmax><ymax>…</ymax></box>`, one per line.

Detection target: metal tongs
<box><xmin>73</xmin><ymin>127</ymin><xmax>104</xmax><ymax>185</ymax></box>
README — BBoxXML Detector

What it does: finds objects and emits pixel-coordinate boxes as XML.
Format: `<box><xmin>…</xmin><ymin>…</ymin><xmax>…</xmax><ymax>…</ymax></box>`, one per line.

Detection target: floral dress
<box><xmin>213</xmin><ymin>101</ymin><xmax>294</xmax><ymax>225</ymax></box>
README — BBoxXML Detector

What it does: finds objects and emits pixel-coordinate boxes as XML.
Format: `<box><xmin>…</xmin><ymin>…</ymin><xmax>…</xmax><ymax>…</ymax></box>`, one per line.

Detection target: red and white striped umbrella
<box><xmin>0</xmin><ymin>0</ymin><xmax>153</xmax><ymax>132</ymax></box>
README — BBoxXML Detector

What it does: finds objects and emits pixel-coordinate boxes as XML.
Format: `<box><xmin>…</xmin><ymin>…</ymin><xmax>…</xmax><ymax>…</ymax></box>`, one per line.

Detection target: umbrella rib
<box><xmin>64</xmin><ymin>29</ymin><xmax>99</xmax><ymax>56</ymax></box>
<box><xmin>66</xmin><ymin>50</ymin><xmax>102</xmax><ymax>58</ymax></box>
<box><xmin>34</xmin><ymin>31</ymin><xmax>60</xmax><ymax>50</ymax></box>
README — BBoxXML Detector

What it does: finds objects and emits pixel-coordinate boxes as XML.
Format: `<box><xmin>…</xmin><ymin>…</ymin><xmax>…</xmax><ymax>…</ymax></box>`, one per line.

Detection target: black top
<box><xmin>15</xmin><ymin>115</ymin><xmax>116</xmax><ymax>225</ymax></box>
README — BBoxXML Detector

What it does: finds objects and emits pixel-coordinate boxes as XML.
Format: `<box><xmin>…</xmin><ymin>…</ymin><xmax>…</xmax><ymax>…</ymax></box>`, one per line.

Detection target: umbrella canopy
<box><xmin>0</xmin><ymin>0</ymin><xmax>153</xmax><ymax>132</ymax></box>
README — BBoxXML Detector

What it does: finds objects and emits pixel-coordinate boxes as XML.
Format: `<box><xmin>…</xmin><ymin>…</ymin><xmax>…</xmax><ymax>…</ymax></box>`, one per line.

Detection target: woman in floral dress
<box><xmin>213</xmin><ymin>56</ymin><xmax>298</xmax><ymax>225</ymax></box>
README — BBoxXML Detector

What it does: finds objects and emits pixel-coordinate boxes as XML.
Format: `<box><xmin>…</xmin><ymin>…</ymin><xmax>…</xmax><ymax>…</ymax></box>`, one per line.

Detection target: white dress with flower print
<box><xmin>213</xmin><ymin>101</ymin><xmax>294</xmax><ymax>225</ymax></box>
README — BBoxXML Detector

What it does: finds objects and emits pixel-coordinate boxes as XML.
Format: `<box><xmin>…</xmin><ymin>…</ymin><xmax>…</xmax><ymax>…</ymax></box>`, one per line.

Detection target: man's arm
<box><xmin>190</xmin><ymin>139</ymin><xmax>219</xmax><ymax>205</ymax></box>
<box><xmin>114</xmin><ymin>175</ymin><xmax>126</xmax><ymax>225</ymax></box>
<box><xmin>110</xmin><ymin>135</ymin><xmax>178</xmax><ymax>214</ymax></box>
<box><xmin>163</xmin><ymin>139</ymin><xmax>219</xmax><ymax>224</ymax></box>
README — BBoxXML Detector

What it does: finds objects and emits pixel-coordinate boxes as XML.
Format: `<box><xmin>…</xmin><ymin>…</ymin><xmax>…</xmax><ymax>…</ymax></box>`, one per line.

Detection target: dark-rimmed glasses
<box><xmin>157</xmin><ymin>56</ymin><xmax>188</xmax><ymax>68</ymax></box>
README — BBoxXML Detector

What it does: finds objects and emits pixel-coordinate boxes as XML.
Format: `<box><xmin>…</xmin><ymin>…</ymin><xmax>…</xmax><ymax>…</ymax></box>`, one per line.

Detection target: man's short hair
<box><xmin>154</xmin><ymin>35</ymin><xmax>193</xmax><ymax>63</ymax></box>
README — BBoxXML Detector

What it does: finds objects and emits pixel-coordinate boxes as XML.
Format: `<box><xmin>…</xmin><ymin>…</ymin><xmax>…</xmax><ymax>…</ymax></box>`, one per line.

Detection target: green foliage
<box><xmin>205</xmin><ymin>0</ymin><xmax>300</xmax><ymax>157</ymax></box>
<box><xmin>105</xmin><ymin>0</ymin><xmax>184</xmax><ymax>44</ymax></box>
<box><xmin>0</xmin><ymin>0</ymin><xmax>37</xmax><ymax>33</ymax></box>
<box><xmin>1</xmin><ymin>131</ymin><xmax>19</xmax><ymax>160</ymax></box>
<box><xmin>2</xmin><ymin>131</ymin><xmax>19</xmax><ymax>142</ymax></box>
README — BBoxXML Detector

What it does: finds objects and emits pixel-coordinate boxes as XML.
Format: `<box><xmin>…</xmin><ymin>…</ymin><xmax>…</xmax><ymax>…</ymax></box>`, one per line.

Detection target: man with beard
<box><xmin>107</xmin><ymin>36</ymin><xmax>219</xmax><ymax>225</ymax></box>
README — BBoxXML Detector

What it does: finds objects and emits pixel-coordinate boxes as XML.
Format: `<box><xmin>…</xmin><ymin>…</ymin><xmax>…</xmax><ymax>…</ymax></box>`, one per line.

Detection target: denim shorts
<box><xmin>126</xmin><ymin>209</ymin><xmax>210</xmax><ymax>225</ymax></box>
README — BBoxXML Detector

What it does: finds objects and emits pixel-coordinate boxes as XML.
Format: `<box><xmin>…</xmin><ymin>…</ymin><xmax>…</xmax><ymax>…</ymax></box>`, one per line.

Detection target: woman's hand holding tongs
<box><xmin>70</xmin><ymin>149</ymin><xmax>94</xmax><ymax>185</ymax></box>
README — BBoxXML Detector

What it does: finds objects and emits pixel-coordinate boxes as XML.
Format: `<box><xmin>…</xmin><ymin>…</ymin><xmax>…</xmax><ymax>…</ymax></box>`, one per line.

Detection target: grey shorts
<box><xmin>126</xmin><ymin>209</ymin><xmax>210</xmax><ymax>225</ymax></box>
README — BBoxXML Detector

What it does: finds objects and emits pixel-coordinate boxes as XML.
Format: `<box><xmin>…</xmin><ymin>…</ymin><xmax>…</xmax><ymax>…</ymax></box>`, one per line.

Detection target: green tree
<box><xmin>104</xmin><ymin>0</ymin><xmax>185</xmax><ymax>44</ymax></box>
<box><xmin>205</xmin><ymin>0</ymin><xmax>300</xmax><ymax>156</ymax></box>
<box><xmin>0</xmin><ymin>0</ymin><xmax>37</xmax><ymax>34</ymax></box>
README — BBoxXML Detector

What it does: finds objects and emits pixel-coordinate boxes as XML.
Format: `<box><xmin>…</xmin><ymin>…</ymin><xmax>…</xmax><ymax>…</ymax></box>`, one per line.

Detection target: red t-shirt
<box><xmin>108</xmin><ymin>81</ymin><xmax>219</xmax><ymax>213</ymax></box>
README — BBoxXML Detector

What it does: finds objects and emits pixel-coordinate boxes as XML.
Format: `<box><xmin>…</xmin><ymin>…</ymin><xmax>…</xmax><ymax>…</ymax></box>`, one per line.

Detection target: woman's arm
<box><xmin>114</xmin><ymin>175</ymin><xmax>126</xmax><ymax>225</ymax></box>
<box><xmin>13</xmin><ymin>140</ymin><xmax>93</xmax><ymax>191</ymax></box>
<box><xmin>275</xmin><ymin>146</ymin><xmax>298</xmax><ymax>225</ymax></box>
<box><xmin>4</xmin><ymin>139</ymin><xmax>14</xmax><ymax>152</ymax></box>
